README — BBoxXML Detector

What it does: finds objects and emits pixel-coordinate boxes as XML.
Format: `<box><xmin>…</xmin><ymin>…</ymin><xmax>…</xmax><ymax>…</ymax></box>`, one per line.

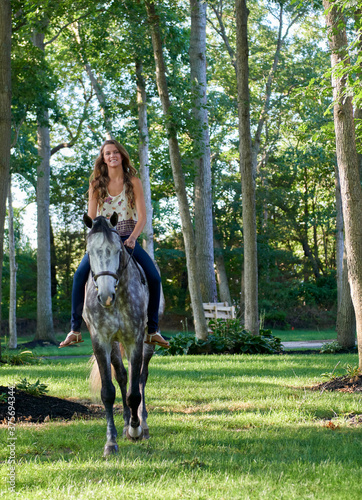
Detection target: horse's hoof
<box><xmin>103</xmin><ymin>443</ymin><xmax>118</xmax><ymax>457</ymax></box>
<box><xmin>142</xmin><ymin>428</ymin><xmax>150</xmax><ymax>440</ymax></box>
<box><xmin>126</xmin><ymin>425</ymin><xmax>143</xmax><ymax>441</ymax></box>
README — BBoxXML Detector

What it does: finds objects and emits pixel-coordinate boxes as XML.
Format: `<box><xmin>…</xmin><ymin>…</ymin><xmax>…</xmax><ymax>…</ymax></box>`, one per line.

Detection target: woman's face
<box><xmin>103</xmin><ymin>144</ymin><xmax>123</xmax><ymax>170</ymax></box>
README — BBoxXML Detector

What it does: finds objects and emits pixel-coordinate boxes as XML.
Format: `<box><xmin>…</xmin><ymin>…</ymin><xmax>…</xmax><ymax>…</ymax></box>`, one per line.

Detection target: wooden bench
<box><xmin>203</xmin><ymin>302</ymin><xmax>236</xmax><ymax>322</ymax></box>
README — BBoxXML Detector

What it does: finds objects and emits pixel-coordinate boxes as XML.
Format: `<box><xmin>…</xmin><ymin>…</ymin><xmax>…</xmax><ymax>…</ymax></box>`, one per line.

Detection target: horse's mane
<box><xmin>87</xmin><ymin>216</ymin><xmax>119</xmax><ymax>245</ymax></box>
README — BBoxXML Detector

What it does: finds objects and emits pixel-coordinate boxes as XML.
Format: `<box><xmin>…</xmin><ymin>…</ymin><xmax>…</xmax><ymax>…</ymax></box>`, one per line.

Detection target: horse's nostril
<box><xmin>97</xmin><ymin>293</ymin><xmax>115</xmax><ymax>308</ymax></box>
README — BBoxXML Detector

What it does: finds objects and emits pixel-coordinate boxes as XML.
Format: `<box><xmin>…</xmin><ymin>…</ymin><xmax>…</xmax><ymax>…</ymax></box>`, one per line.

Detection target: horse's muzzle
<box><xmin>97</xmin><ymin>292</ymin><xmax>116</xmax><ymax>308</ymax></box>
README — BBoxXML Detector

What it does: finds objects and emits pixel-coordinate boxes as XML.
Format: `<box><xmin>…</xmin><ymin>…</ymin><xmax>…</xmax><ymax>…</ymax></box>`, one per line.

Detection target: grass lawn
<box><xmin>8</xmin><ymin>327</ymin><xmax>339</xmax><ymax>359</ymax></box>
<box><xmin>0</xmin><ymin>352</ymin><xmax>361</xmax><ymax>499</ymax></box>
<box><xmin>274</xmin><ymin>329</ymin><xmax>337</xmax><ymax>342</ymax></box>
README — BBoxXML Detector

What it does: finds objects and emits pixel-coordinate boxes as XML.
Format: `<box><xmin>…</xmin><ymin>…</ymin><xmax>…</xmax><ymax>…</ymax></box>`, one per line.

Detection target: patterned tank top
<box><xmin>97</xmin><ymin>186</ymin><xmax>138</xmax><ymax>237</ymax></box>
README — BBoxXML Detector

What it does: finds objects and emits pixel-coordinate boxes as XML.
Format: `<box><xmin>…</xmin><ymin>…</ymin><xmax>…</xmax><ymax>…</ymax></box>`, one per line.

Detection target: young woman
<box><xmin>59</xmin><ymin>140</ymin><xmax>169</xmax><ymax>348</ymax></box>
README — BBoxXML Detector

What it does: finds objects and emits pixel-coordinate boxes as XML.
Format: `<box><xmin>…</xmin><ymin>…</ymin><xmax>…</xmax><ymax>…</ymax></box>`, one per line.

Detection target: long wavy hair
<box><xmin>90</xmin><ymin>140</ymin><xmax>138</xmax><ymax>208</ymax></box>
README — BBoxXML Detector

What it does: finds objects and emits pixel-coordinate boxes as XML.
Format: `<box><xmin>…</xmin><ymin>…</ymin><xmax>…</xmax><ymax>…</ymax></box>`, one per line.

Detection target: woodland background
<box><xmin>1</xmin><ymin>0</ymin><xmax>361</xmax><ymax>343</ymax></box>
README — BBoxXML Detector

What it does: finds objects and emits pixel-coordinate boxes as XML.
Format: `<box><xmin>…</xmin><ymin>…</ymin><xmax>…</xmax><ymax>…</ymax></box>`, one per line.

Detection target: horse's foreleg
<box><xmin>126</xmin><ymin>341</ymin><xmax>143</xmax><ymax>440</ymax></box>
<box><xmin>93</xmin><ymin>342</ymin><xmax>118</xmax><ymax>456</ymax></box>
<box><xmin>110</xmin><ymin>342</ymin><xmax>130</xmax><ymax>437</ymax></box>
<box><xmin>138</xmin><ymin>343</ymin><xmax>155</xmax><ymax>439</ymax></box>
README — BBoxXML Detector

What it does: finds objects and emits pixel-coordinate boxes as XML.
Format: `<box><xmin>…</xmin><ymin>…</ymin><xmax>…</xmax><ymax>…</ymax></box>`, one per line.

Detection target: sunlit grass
<box><xmin>274</xmin><ymin>328</ymin><xmax>337</xmax><ymax>342</ymax></box>
<box><xmin>0</xmin><ymin>353</ymin><xmax>361</xmax><ymax>498</ymax></box>
<box><xmin>8</xmin><ymin>327</ymin><xmax>339</xmax><ymax>360</ymax></box>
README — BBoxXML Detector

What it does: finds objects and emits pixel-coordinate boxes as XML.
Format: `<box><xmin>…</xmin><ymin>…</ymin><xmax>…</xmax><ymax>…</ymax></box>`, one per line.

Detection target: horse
<box><xmin>82</xmin><ymin>212</ymin><xmax>155</xmax><ymax>456</ymax></box>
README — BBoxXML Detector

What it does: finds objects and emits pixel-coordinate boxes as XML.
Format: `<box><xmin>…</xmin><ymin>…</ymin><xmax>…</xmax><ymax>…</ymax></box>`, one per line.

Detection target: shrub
<box><xmin>158</xmin><ymin>319</ymin><xmax>283</xmax><ymax>356</ymax></box>
<box><xmin>320</xmin><ymin>341</ymin><xmax>343</xmax><ymax>354</ymax></box>
<box><xmin>1</xmin><ymin>349</ymin><xmax>41</xmax><ymax>366</ymax></box>
<box><xmin>16</xmin><ymin>378</ymin><xmax>48</xmax><ymax>397</ymax></box>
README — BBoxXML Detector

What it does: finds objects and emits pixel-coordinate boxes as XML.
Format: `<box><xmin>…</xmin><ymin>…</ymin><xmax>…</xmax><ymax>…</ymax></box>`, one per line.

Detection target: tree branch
<box><xmin>50</xmin><ymin>91</ymin><xmax>93</xmax><ymax>155</ymax></box>
<box><xmin>44</xmin><ymin>11</ymin><xmax>95</xmax><ymax>46</ymax></box>
<box><xmin>209</xmin><ymin>2</ymin><xmax>236</xmax><ymax>71</ymax></box>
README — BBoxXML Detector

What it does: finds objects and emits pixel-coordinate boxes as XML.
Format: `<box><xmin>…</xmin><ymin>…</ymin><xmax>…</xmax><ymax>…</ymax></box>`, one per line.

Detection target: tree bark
<box><xmin>32</xmin><ymin>31</ymin><xmax>56</xmax><ymax>343</ymax></box>
<box><xmin>145</xmin><ymin>0</ymin><xmax>208</xmax><ymax>340</ymax></box>
<box><xmin>337</xmin><ymin>247</ymin><xmax>356</xmax><ymax>348</ymax></box>
<box><xmin>189</xmin><ymin>0</ymin><xmax>217</xmax><ymax>302</ymax></box>
<box><xmin>335</xmin><ymin>164</ymin><xmax>344</xmax><ymax>308</ymax></box>
<box><xmin>354</xmin><ymin>9</ymin><xmax>362</xmax><ymax>179</ymax></box>
<box><xmin>335</xmin><ymin>163</ymin><xmax>355</xmax><ymax>347</ymax></box>
<box><xmin>136</xmin><ymin>59</ymin><xmax>154</xmax><ymax>259</ymax></box>
<box><xmin>324</xmin><ymin>0</ymin><xmax>362</xmax><ymax>367</ymax></box>
<box><xmin>235</xmin><ymin>0</ymin><xmax>259</xmax><ymax>334</ymax></box>
<box><xmin>8</xmin><ymin>178</ymin><xmax>17</xmax><ymax>349</ymax></box>
<box><xmin>213</xmin><ymin>231</ymin><xmax>232</xmax><ymax>305</ymax></box>
<box><xmin>0</xmin><ymin>0</ymin><xmax>12</xmax><ymax>357</ymax></box>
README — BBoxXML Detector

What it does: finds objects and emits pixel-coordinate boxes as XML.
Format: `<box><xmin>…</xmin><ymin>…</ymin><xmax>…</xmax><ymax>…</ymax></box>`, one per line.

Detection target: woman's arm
<box><xmin>124</xmin><ymin>177</ymin><xmax>147</xmax><ymax>249</ymax></box>
<box><xmin>88</xmin><ymin>183</ymin><xmax>98</xmax><ymax>219</ymax></box>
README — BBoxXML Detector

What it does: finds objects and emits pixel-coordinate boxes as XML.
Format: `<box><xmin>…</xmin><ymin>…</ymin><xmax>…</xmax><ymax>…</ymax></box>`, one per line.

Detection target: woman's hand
<box><xmin>124</xmin><ymin>235</ymin><xmax>136</xmax><ymax>249</ymax></box>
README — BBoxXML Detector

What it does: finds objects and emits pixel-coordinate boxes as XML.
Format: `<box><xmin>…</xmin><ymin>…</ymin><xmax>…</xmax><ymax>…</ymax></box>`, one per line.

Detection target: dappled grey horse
<box><xmin>83</xmin><ymin>213</ymin><xmax>155</xmax><ymax>456</ymax></box>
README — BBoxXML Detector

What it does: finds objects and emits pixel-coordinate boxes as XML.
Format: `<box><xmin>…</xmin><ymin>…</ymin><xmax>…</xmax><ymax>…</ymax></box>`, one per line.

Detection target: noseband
<box><xmin>90</xmin><ymin>228</ymin><xmax>137</xmax><ymax>291</ymax></box>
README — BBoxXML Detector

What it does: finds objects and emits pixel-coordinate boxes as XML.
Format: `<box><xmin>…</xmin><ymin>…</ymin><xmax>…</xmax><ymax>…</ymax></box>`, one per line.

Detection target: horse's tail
<box><xmin>88</xmin><ymin>344</ymin><xmax>126</xmax><ymax>401</ymax></box>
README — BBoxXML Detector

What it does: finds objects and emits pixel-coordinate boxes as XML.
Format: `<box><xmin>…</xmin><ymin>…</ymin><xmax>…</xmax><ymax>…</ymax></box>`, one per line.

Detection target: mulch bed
<box><xmin>0</xmin><ymin>385</ymin><xmax>105</xmax><ymax>423</ymax></box>
<box><xmin>312</xmin><ymin>374</ymin><xmax>362</xmax><ymax>393</ymax></box>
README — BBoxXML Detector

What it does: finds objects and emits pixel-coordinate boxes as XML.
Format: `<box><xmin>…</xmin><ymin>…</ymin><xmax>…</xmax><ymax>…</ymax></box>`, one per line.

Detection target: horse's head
<box><xmin>84</xmin><ymin>212</ymin><xmax>121</xmax><ymax>308</ymax></box>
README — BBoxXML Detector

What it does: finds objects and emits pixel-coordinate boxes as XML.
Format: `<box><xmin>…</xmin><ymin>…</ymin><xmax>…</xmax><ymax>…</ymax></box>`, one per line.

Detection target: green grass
<box><xmin>5</xmin><ymin>328</ymin><xmax>338</xmax><ymax>360</ymax></box>
<box><xmin>273</xmin><ymin>329</ymin><xmax>337</xmax><ymax>342</ymax></box>
<box><xmin>0</xmin><ymin>353</ymin><xmax>361</xmax><ymax>499</ymax></box>
<box><xmin>6</xmin><ymin>331</ymin><xmax>94</xmax><ymax>357</ymax></box>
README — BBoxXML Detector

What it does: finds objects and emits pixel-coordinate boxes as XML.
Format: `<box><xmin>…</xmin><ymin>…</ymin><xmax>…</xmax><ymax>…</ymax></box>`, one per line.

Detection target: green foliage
<box><xmin>16</xmin><ymin>378</ymin><xmax>48</xmax><ymax>397</ymax></box>
<box><xmin>344</xmin><ymin>363</ymin><xmax>361</xmax><ymax>380</ymax></box>
<box><xmin>0</xmin><ymin>392</ymin><xmax>8</xmax><ymax>403</ymax></box>
<box><xmin>320</xmin><ymin>341</ymin><xmax>343</xmax><ymax>354</ymax></box>
<box><xmin>1</xmin><ymin>349</ymin><xmax>41</xmax><ymax>366</ymax></box>
<box><xmin>158</xmin><ymin>319</ymin><xmax>283</xmax><ymax>356</ymax></box>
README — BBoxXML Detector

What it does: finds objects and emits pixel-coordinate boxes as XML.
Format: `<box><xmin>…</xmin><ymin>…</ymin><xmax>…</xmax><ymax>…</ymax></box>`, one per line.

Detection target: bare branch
<box><xmin>209</xmin><ymin>3</ymin><xmax>236</xmax><ymax>71</ymax></box>
<box><xmin>50</xmin><ymin>92</ymin><xmax>93</xmax><ymax>155</ymax></box>
<box><xmin>44</xmin><ymin>11</ymin><xmax>94</xmax><ymax>46</ymax></box>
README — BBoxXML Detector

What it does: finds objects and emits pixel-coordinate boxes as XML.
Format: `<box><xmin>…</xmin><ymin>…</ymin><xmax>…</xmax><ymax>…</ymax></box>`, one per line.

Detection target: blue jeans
<box><xmin>71</xmin><ymin>240</ymin><xmax>161</xmax><ymax>333</ymax></box>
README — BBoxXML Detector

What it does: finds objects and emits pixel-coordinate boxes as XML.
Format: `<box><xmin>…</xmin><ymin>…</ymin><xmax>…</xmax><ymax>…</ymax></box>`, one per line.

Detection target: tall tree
<box><xmin>324</xmin><ymin>0</ymin><xmax>362</xmax><ymax>367</ymax></box>
<box><xmin>235</xmin><ymin>0</ymin><xmax>258</xmax><ymax>334</ymax></box>
<box><xmin>32</xmin><ymin>30</ymin><xmax>56</xmax><ymax>342</ymax></box>
<box><xmin>136</xmin><ymin>59</ymin><xmax>155</xmax><ymax>259</ymax></box>
<box><xmin>189</xmin><ymin>0</ymin><xmax>217</xmax><ymax>302</ymax></box>
<box><xmin>0</xmin><ymin>0</ymin><xmax>12</xmax><ymax>357</ymax></box>
<box><xmin>145</xmin><ymin>0</ymin><xmax>208</xmax><ymax>340</ymax></box>
<box><xmin>8</xmin><ymin>178</ymin><xmax>17</xmax><ymax>349</ymax></box>
<box><xmin>335</xmin><ymin>165</ymin><xmax>355</xmax><ymax>348</ymax></box>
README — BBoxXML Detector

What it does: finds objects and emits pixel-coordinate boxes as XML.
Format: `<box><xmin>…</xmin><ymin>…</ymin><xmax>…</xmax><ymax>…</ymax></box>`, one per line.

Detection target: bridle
<box><xmin>90</xmin><ymin>228</ymin><xmax>137</xmax><ymax>292</ymax></box>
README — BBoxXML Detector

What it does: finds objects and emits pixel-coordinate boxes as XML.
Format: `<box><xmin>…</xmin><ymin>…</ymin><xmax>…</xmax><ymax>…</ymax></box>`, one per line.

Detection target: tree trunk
<box><xmin>251</xmin><ymin>2</ymin><xmax>284</xmax><ymax>174</ymax></box>
<box><xmin>324</xmin><ymin>0</ymin><xmax>362</xmax><ymax>368</ymax></box>
<box><xmin>136</xmin><ymin>59</ymin><xmax>154</xmax><ymax>259</ymax></box>
<box><xmin>335</xmin><ymin>164</ymin><xmax>344</xmax><ymax>308</ymax></box>
<box><xmin>337</xmin><ymin>247</ymin><xmax>356</xmax><ymax>348</ymax></box>
<box><xmin>145</xmin><ymin>0</ymin><xmax>208</xmax><ymax>340</ymax></box>
<box><xmin>235</xmin><ymin>0</ymin><xmax>259</xmax><ymax>334</ymax></box>
<box><xmin>354</xmin><ymin>9</ymin><xmax>362</xmax><ymax>179</ymax></box>
<box><xmin>213</xmin><ymin>232</ymin><xmax>232</xmax><ymax>305</ymax></box>
<box><xmin>8</xmin><ymin>178</ymin><xmax>17</xmax><ymax>349</ymax></box>
<box><xmin>335</xmin><ymin>163</ymin><xmax>355</xmax><ymax>347</ymax></box>
<box><xmin>32</xmin><ymin>31</ymin><xmax>55</xmax><ymax>342</ymax></box>
<box><xmin>0</xmin><ymin>0</ymin><xmax>12</xmax><ymax>358</ymax></box>
<box><xmin>189</xmin><ymin>0</ymin><xmax>217</xmax><ymax>302</ymax></box>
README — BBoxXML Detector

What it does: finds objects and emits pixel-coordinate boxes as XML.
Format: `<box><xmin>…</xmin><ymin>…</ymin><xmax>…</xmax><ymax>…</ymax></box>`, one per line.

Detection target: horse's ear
<box><xmin>110</xmin><ymin>212</ymin><xmax>118</xmax><ymax>227</ymax></box>
<box><xmin>83</xmin><ymin>213</ymin><xmax>93</xmax><ymax>229</ymax></box>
